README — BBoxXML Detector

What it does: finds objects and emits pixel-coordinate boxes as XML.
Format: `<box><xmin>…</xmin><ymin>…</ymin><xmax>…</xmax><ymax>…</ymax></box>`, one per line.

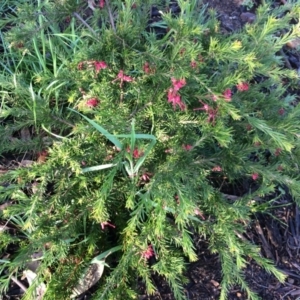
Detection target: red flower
<box><xmin>194</xmin><ymin>101</ymin><xmax>210</xmax><ymax>112</ymax></box>
<box><xmin>99</xmin><ymin>0</ymin><xmax>105</xmax><ymax>8</ymax></box>
<box><xmin>236</xmin><ymin>82</ymin><xmax>249</xmax><ymax>91</ymax></box>
<box><xmin>274</xmin><ymin>148</ymin><xmax>282</xmax><ymax>156</ymax></box>
<box><xmin>141</xmin><ymin>245</ymin><xmax>154</xmax><ymax>260</ymax></box>
<box><xmin>278</xmin><ymin>108</ymin><xmax>285</xmax><ymax>115</ymax></box>
<box><xmin>190</xmin><ymin>61</ymin><xmax>197</xmax><ymax>69</ymax></box>
<box><xmin>211</xmin><ymin>94</ymin><xmax>218</xmax><ymax>102</ymax></box>
<box><xmin>37</xmin><ymin>150</ymin><xmax>48</xmax><ymax>163</ymax></box>
<box><xmin>77</xmin><ymin>61</ymin><xmax>85</xmax><ymax>70</ymax></box>
<box><xmin>212</xmin><ymin>166</ymin><xmax>222</xmax><ymax>172</ymax></box>
<box><xmin>179</xmin><ymin>48</ymin><xmax>186</xmax><ymax>56</ymax></box>
<box><xmin>183</xmin><ymin>144</ymin><xmax>193</xmax><ymax>151</ymax></box>
<box><xmin>143</xmin><ymin>62</ymin><xmax>150</xmax><ymax>74</ymax></box>
<box><xmin>133</xmin><ymin>148</ymin><xmax>143</xmax><ymax>158</ymax></box>
<box><xmin>127</xmin><ymin>147</ymin><xmax>144</xmax><ymax>159</ymax></box>
<box><xmin>171</xmin><ymin>78</ymin><xmax>186</xmax><ymax>91</ymax></box>
<box><xmin>94</xmin><ymin>61</ymin><xmax>107</xmax><ymax>73</ymax></box>
<box><xmin>167</xmin><ymin>88</ymin><xmax>186</xmax><ymax>111</ymax></box>
<box><xmin>198</xmin><ymin>54</ymin><xmax>204</xmax><ymax>62</ymax></box>
<box><xmin>194</xmin><ymin>101</ymin><xmax>218</xmax><ymax>124</ymax></box>
<box><xmin>140</xmin><ymin>172</ymin><xmax>152</xmax><ymax>183</ymax></box>
<box><xmin>246</xmin><ymin>124</ymin><xmax>252</xmax><ymax>131</ymax></box>
<box><xmin>165</xmin><ymin>148</ymin><xmax>173</xmax><ymax>154</ymax></box>
<box><xmin>100</xmin><ymin>221</ymin><xmax>115</xmax><ymax>230</ymax></box>
<box><xmin>167</xmin><ymin>78</ymin><xmax>186</xmax><ymax>110</ymax></box>
<box><xmin>252</xmin><ymin>173</ymin><xmax>259</xmax><ymax>180</ymax></box>
<box><xmin>86</xmin><ymin>98</ymin><xmax>100</xmax><ymax>108</ymax></box>
<box><xmin>194</xmin><ymin>208</ymin><xmax>206</xmax><ymax>220</ymax></box>
<box><xmin>277</xmin><ymin>165</ymin><xmax>283</xmax><ymax>171</ymax></box>
<box><xmin>223</xmin><ymin>89</ymin><xmax>232</xmax><ymax>101</ymax></box>
<box><xmin>117</xmin><ymin>70</ymin><xmax>133</xmax><ymax>82</ymax></box>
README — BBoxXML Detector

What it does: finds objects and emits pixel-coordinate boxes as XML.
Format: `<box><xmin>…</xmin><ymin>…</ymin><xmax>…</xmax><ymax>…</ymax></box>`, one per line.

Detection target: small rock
<box><xmin>210</xmin><ymin>279</ymin><xmax>219</xmax><ymax>287</ymax></box>
<box><xmin>240</xmin><ymin>12</ymin><xmax>256</xmax><ymax>24</ymax></box>
<box><xmin>288</xmin><ymin>278</ymin><xmax>295</xmax><ymax>284</ymax></box>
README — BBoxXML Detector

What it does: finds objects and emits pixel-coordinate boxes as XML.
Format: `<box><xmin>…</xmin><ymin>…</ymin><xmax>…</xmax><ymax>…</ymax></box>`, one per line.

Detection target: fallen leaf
<box><xmin>286</xmin><ymin>38</ymin><xmax>300</xmax><ymax>49</ymax></box>
<box><xmin>71</xmin><ymin>262</ymin><xmax>105</xmax><ymax>298</ymax></box>
<box><xmin>22</xmin><ymin>270</ymin><xmax>46</xmax><ymax>300</ymax></box>
<box><xmin>19</xmin><ymin>160</ymin><xmax>34</xmax><ymax>167</ymax></box>
<box><xmin>210</xmin><ymin>279</ymin><xmax>220</xmax><ymax>287</ymax></box>
<box><xmin>20</xmin><ymin>128</ymin><xmax>31</xmax><ymax>141</ymax></box>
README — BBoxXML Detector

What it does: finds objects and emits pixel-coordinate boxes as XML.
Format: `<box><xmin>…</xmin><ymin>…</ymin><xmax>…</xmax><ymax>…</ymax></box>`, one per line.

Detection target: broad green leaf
<box><xmin>68</xmin><ymin>108</ymin><xmax>123</xmax><ymax>149</ymax></box>
<box><xmin>82</xmin><ymin>163</ymin><xmax>117</xmax><ymax>173</ymax></box>
<box><xmin>91</xmin><ymin>245</ymin><xmax>122</xmax><ymax>263</ymax></box>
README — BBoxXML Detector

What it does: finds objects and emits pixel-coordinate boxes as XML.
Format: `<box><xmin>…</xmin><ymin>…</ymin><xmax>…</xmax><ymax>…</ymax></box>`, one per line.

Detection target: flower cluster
<box><xmin>223</xmin><ymin>89</ymin><xmax>232</xmax><ymax>101</ymax></box>
<box><xmin>167</xmin><ymin>78</ymin><xmax>186</xmax><ymax>110</ymax></box>
<box><xmin>274</xmin><ymin>148</ymin><xmax>282</xmax><ymax>156</ymax></box>
<box><xmin>94</xmin><ymin>61</ymin><xmax>108</xmax><ymax>73</ymax></box>
<box><xmin>190</xmin><ymin>60</ymin><xmax>197</xmax><ymax>69</ymax></box>
<box><xmin>236</xmin><ymin>82</ymin><xmax>249</xmax><ymax>91</ymax></box>
<box><xmin>212</xmin><ymin>166</ymin><xmax>222</xmax><ymax>172</ymax></box>
<box><xmin>194</xmin><ymin>100</ymin><xmax>218</xmax><ymax>124</ymax></box>
<box><xmin>143</xmin><ymin>62</ymin><xmax>155</xmax><ymax>74</ymax></box>
<box><xmin>127</xmin><ymin>147</ymin><xmax>144</xmax><ymax>159</ymax></box>
<box><xmin>141</xmin><ymin>245</ymin><xmax>154</xmax><ymax>260</ymax></box>
<box><xmin>86</xmin><ymin>97</ymin><xmax>100</xmax><ymax>108</ymax></box>
<box><xmin>117</xmin><ymin>70</ymin><xmax>133</xmax><ymax>82</ymax></box>
<box><xmin>278</xmin><ymin>108</ymin><xmax>285</xmax><ymax>115</ymax></box>
<box><xmin>140</xmin><ymin>172</ymin><xmax>152</xmax><ymax>183</ymax></box>
<box><xmin>99</xmin><ymin>0</ymin><xmax>105</xmax><ymax>8</ymax></box>
<box><xmin>77</xmin><ymin>60</ymin><xmax>107</xmax><ymax>74</ymax></box>
<box><xmin>182</xmin><ymin>144</ymin><xmax>193</xmax><ymax>151</ymax></box>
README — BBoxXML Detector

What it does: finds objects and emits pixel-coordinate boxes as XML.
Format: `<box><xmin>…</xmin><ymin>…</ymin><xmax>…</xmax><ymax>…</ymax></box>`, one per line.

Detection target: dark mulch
<box><xmin>138</xmin><ymin>196</ymin><xmax>300</xmax><ymax>300</ymax></box>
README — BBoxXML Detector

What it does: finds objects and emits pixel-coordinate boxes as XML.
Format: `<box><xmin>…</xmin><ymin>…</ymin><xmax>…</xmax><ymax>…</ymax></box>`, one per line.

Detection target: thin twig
<box><xmin>11</xmin><ymin>276</ymin><xmax>28</xmax><ymax>292</ymax></box>
<box><xmin>73</xmin><ymin>12</ymin><xmax>98</xmax><ymax>36</ymax></box>
<box><xmin>280</xmin><ymin>49</ymin><xmax>293</xmax><ymax>70</ymax></box>
<box><xmin>106</xmin><ymin>0</ymin><xmax>116</xmax><ymax>33</ymax></box>
<box><xmin>129</xmin><ymin>102</ymin><xmax>153</xmax><ymax>118</ymax></box>
<box><xmin>51</xmin><ymin>115</ymin><xmax>75</xmax><ymax>128</ymax></box>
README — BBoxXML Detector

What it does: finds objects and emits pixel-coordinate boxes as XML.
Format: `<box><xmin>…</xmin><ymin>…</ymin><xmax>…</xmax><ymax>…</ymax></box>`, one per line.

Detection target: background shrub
<box><xmin>1</xmin><ymin>0</ymin><xmax>300</xmax><ymax>299</ymax></box>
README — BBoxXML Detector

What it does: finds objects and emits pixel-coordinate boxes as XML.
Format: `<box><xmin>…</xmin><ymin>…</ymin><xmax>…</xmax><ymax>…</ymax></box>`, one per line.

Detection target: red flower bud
<box><xmin>278</xmin><ymin>108</ymin><xmax>285</xmax><ymax>115</ymax></box>
<box><xmin>86</xmin><ymin>98</ymin><xmax>99</xmax><ymax>108</ymax></box>
<box><xmin>223</xmin><ymin>89</ymin><xmax>232</xmax><ymax>101</ymax></box>
<box><xmin>182</xmin><ymin>144</ymin><xmax>193</xmax><ymax>151</ymax></box>
<box><xmin>212</xmin><ymin>166</ymin><xmax>222</xmax><ymax>172</ymax></box>
<box><xmin>236</xmin><ymin>82</ymin><xmax>249</xmax><ymax>91</ymax></box>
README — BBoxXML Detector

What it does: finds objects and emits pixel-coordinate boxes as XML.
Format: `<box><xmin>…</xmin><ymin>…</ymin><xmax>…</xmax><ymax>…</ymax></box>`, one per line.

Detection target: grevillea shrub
<box><xmin>1</xmin><ymin>0</ymin><xmax>300</xmax><ymax>299</ymax></box>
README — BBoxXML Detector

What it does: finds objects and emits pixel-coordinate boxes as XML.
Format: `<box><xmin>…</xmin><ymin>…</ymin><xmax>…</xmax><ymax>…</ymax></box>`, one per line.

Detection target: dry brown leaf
<box><xmin>19</xmin><ymin>160</ymin><xmax>34</xmax><ymax>167</ymax></box>
<box><xmin>71</xmin><ymin>262</ymin><xmax>105</xmax><ymax>298</ymax></box>
<box><xmin>286</xmin><ymin>38</ymin><xmax>300</xmax><ymax>49</ymax></box>
<box><xmin>22</xmin><ymin>270</ymin><xmax>46</xmax><ymax>300</ymax></box>
<box><xmin>20</xmin><ymin>128</ymin><xmax>31</xmax><ymax>141</ymax></box>
<box><xmin>210</xmin><ymin>279</ymin><xmax>220</xmax><ymax>287</ymax></box>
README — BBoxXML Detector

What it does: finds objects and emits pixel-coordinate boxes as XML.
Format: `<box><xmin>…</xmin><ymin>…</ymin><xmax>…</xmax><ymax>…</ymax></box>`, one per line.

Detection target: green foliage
<box><xmin>1</xmin><ymin>0</ymin><xmax>300</xmax><ymax>299</ymax></box>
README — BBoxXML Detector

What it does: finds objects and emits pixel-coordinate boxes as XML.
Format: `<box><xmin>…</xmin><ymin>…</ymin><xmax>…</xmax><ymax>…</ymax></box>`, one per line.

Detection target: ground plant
<box><xmin>0</xmin><ymin>0</ymin><xmax>300</xmax><ymax>299</ymax></box>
